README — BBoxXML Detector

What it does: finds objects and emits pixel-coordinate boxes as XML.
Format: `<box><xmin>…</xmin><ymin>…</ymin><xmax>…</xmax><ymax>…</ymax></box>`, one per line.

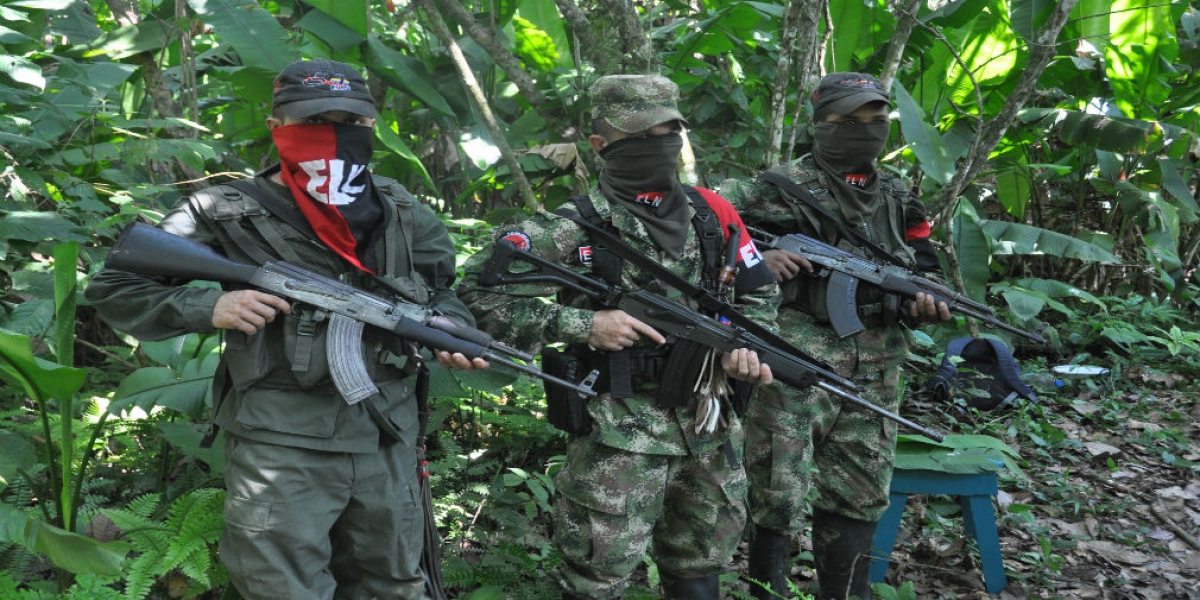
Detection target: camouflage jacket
<box><xmin>457</xmin><ymin>186</ymin><xmax>780</xmax><ymax>456</ymax></box>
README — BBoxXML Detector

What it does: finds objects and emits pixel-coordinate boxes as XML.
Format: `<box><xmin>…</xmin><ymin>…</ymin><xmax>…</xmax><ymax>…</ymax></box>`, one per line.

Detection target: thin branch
<box><xmin>931</xmin><ymin>1</ymin><xmax>1081</xmax><ymax>212</ymax></box>
<box><xmin>418</xmin><ymin>0</ymin><xmax>539</xmax><ymax>211</ymax></box>
<box><xmin>431</xmin><ymin>0</ymin><xmax>545</xmax><ymax>106</ymax></box>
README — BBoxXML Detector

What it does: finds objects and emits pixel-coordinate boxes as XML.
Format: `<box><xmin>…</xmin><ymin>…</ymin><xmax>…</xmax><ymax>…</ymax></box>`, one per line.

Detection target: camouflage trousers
<box><xmin>220</xmin><ymin>435</ymin><xmax>430</xmax><ymax>600</ymax></box>
<box><xmin>552</xmin><ymin>432</ymin><xmax>748</xmax><ymax>598</ymax></box>
<box><xmin>744</xmin><ymin>313</ymin><xmax>908</xmax><ymax>531</ymax></box>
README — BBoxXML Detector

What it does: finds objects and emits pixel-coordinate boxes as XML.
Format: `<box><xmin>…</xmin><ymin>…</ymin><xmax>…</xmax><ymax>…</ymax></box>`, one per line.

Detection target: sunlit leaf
<box><xmin>980</xmin><ymin>220</ymin><xmax>1122</xmax><ymax>262</ymax></box>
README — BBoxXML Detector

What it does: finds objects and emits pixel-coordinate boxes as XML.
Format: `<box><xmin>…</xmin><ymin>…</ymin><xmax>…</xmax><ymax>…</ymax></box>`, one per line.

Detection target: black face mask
<box><xmin>812</xmin><ymin>120</ymin><xmax>891</xmax><ymax>174</ymax></box>
<box><xmin>598</xmin><ymin>133</ymin><xmax>690</xmax><ymax>259</ymax></box>
<box><xmin>812</xmin><ymin>121</ymin><xmax>891</xmax><ymax>226</ymax></box>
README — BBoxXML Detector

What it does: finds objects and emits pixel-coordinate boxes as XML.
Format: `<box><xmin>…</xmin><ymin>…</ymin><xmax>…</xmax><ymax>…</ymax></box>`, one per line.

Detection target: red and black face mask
<box><xmin>272</xmin><ymin>123</ymin><xmax>381</xmax><ymax>273</ymax></box>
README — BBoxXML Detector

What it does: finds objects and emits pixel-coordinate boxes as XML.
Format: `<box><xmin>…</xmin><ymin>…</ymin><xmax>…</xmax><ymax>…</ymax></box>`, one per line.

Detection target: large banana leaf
<box><xmin>299</xmin><ymin>0</ymin><xmax>369</xmax><ymax>38</ymax></box>
<box><xmin>108</xmin><ymin>356</ymin><xmax>218</xmax><ymax>419</ymax></box>
<box><xmin>979</xmin><ymin>220</ymin><xmax>1121</xmax><ymax>262</ymax></box>
<box><xmin>0</xmin><ymin>328</ymin><xmax>87</xmax><ymax>403</ymax></box>
<box><xmin>363</xmin><ymin>38</ymin><xmax>455</xmax><ymax>117</ymax></box>
<box><xmin>894</xmin><ymin>80</ymin><xmax>956</xmax><ymax>185</ymax></box>
<box><xmin>0</xmin><ymin>503</ymin><xmax>128</xmax><ymax>576</ymax></box>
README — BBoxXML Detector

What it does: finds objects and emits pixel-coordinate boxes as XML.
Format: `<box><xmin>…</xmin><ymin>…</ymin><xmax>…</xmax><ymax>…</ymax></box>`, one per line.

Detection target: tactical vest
<box><xmin>187</xmin><ymin>174</ymin><xmax>428</xmax><ymax>393</ymax></box>
<box><xmin>563</xmin><ymin>187</ymin><xmax>728</xmax><ymax>403</ymax></box>
<box><xmin>571</xmin><ymin>186</ymin><xmax>728</xmax><ymax>296</ymax></box>
<box><xmin>765</xmin><ymin>157</ymin><xmax>919</xmax><ymax>327</ymax></box>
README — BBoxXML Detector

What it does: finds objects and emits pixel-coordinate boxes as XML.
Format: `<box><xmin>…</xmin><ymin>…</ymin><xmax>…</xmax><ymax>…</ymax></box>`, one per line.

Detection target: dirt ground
<box><xmin>733</xmin><ymin>373</ymin><xmax>1200</xmax><ymax>600</ymax></box>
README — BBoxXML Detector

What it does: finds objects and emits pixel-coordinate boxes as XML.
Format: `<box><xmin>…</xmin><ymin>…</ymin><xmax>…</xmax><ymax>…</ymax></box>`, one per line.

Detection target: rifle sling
<box><xmin>552</xmin><ymin>207</ymin><xmax>812</xmax><ymax>360</ymax></box>
<box><xmin>757</xmin><ymin>170</ymin><xmax>908</xmax><ymax>268</ymax></box>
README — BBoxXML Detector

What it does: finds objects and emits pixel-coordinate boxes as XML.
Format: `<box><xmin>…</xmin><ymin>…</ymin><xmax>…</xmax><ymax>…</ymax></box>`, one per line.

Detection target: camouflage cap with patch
<box><xmin>590</xmin><ymin>74</ymin><xmax>688</xmax><ymax>133</ymax></box>
<box><xmin>811</xmin><ymin>72</ymin><xmax>890</xmax><ymax>121</ymax></box>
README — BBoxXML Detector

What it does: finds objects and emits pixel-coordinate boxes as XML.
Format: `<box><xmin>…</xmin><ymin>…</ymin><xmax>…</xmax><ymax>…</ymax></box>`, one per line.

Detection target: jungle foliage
<box><xmin>1</xmin><ymin>0</ymin><xmax>1198</xmax><ymax>598</ymax></box>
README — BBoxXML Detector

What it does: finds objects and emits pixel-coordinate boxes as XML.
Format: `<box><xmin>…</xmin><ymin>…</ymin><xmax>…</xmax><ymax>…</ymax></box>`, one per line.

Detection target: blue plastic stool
<box><xmin>869</xmin><ymin>468</ymin><xmax>1008</xmax><ymax>593</ymax></box>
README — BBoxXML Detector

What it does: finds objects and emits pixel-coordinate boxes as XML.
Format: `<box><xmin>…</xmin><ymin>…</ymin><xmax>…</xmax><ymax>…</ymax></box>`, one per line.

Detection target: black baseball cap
<box><xmin>272</xmin><ymin>59</ymin><xmax>376</xmax><ymax>119</ymax></box>
<box><xmin>811</xmin><ymin>72</ymin><xmax>891</xmax><ymax>121</ymax></box>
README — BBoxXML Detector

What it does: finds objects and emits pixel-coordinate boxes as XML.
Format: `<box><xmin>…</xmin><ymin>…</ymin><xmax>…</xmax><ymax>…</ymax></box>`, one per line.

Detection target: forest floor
<box><xmin>730</xmin><ymin>366</ymin><xmax>1200</xmax><ymax>600</ymax></box>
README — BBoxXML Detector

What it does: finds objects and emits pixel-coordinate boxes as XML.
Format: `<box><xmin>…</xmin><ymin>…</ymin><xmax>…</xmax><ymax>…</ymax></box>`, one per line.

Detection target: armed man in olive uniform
<box><xmin>87</xmin><ymin>59</ymin><xmax>485</xmax><ymax>600</ymax></box>
<box><xmin>457</xmin><ymin>74</ymin><xmax>779</xmax><ymax>600</ymax></box>
<box><xmin>719</xmin><ymin>72</ymin><xmax>950</xmax><ymax>600</ymax></box>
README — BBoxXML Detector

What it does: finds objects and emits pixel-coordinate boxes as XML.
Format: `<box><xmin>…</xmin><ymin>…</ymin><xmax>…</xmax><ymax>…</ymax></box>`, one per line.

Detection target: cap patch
<box><xmin>303</xmin><ymin>73</ymin><xmax>353</xmax><ymax>92</ymax></box>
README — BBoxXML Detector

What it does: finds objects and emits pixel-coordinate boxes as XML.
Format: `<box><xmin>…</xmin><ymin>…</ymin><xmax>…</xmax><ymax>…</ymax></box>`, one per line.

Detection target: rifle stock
<box><xmin>750</xmin><ymin>227</ymin><xmax>1045</xmax><ymax>343</ymax></box>
<box><xmin>480</xmin><ymin>240</ymin><xmax>945</xmax><ymax>441</ymax></box>
<box><xmin>106</xmin><ymin>223</ymin><xmax>597</xmax><ymax>398</ymax></box>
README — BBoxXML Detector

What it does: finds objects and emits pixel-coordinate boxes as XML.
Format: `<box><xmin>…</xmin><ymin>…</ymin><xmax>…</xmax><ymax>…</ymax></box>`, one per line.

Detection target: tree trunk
<box><xmin>597</xmin><ymin>0</ymin><xmax>652</xmax><ymax>72</ymax></box>
<box><xmin>783</xmin><ymin>0</ymin><xmax>827</xmax><ymax>162</ymax></box>
<box><xmin>879</xmin><ymin>0</ymin><xmax>921</xmax><ymax>89</ymax></box>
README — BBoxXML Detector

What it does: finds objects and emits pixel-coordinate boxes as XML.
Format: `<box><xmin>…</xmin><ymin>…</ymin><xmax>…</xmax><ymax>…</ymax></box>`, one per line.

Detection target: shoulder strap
<box><xmin>974</xmin><ymin>338</ymin><xmax>1036</xmax><ymax>401</ymax></box>
<box><xmin>374</xmin><ymin>177</ymin><xmax>416</xmax><ymax>278</ymax></box>
<box><xmin>683</xmin><ymin>186</ymin><xmax>725</xmax><ymax>275</ymax></box>
<box><xmin>569</xmin><ymin>193</ymin><xmax>625</xmax><ymax>286</ymax></box>
<box><xmin>923</xmin><ymin>337</ymin><xmax>1036</xmax><ymax>403</ymax></box>
<box><xmin>188</xmin><ymin>184</ymin><xmax>285</xmax><ymax>265</ymax></box>
<box><xmin>757</xmin><ymin>170</ymin><xmax>907</xmax><ymax>268</ymax></box>
<box><xmin>552</xmin><ymin>205</ymin><xmax>826</xmax><ymax>368</ymax></box>
<box><xmin>923</xmin><ymin>336</ymin><xmax>974</xmax><ymax>398</ymax></box>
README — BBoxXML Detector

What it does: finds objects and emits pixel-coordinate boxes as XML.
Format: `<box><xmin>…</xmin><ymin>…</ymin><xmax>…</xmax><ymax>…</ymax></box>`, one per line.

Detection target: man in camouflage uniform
<box><xmin>457</xmin><ymin>74</ymin><xmax>779</xmax><ymax>600</ymax></box>
<box><xmin>87</xmin><ymin>59</ymin><xmax>486</xmax><ymax>600</ymax></box>
<box><xmin>719</xmin><ymin>72</ymin><xmax>950</xmax><ymax>600</ymax></box>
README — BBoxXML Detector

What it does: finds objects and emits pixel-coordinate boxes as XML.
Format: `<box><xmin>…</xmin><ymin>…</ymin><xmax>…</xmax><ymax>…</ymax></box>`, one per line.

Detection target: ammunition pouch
<box><xmin>286</xmin><ymin>306</ymin><xmax>331</xmax><ymax>389</ymax></box>
<box><xmin>541</xmin><ymin>347</ymin><xmax>593</xmax><ymax>435</ymax></box>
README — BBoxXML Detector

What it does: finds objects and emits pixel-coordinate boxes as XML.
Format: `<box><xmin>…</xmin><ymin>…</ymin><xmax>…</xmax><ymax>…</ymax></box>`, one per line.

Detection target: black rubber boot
<box><xmin>812</xmin><ymin>509</ymin><xmax>878</xmax><ymax>600</ymax></box>
<box><xmin>747</xmin><ymin>527</ymin><xmax>792</xmax><ymax>599</ymax></box>
<box><xmin>660</xmin><ymin>573</ymin><xmax>720</xmax><ymax>600</ymax></box>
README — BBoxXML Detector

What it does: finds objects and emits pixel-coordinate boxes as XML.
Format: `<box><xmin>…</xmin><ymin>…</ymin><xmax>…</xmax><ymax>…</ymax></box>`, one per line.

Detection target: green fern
<box><xmin>101</xmin><ymin>488</ymin><xmax>225</xmax><ymax>600</ymax></box>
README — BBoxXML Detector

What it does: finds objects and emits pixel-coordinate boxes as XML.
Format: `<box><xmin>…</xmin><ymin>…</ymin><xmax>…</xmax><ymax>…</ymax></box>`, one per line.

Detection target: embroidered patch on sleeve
<box><xmin>499</xmin><ymin>231</ymin><xmax>532</xmax><ymax>251</ymax></box>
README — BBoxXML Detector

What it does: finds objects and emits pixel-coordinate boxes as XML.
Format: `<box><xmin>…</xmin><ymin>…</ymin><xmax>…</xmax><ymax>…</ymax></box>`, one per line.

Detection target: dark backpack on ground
<box><xmin>920</xmin><ymin>337</ymin><xmax>1036</xmax><ymax>410</ymax></box>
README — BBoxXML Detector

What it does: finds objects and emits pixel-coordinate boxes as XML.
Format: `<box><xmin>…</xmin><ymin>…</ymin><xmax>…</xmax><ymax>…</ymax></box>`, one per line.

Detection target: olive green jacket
<box><xmin>87</xmin><ymin>175</ymin><xmax>473</xmax><ymax>452</ymax></box>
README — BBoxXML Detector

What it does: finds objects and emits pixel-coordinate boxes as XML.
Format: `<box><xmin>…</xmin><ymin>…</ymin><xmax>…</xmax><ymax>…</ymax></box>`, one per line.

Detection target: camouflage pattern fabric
<box><xmin>742</xmin><ymin>312</ymin><xmax>906</xmax><ymax>528</ymax></box>
<box><xmin>457</xmin><ymin>187</ymin><xmax>778</xmax><ymax>596</ymax></box>
<box><xmin>719</xmin><ymin>156</ymin><xmax>924</xmax><ymax>527</ymax></box>
<box><xmin>589</xmin><ymin>74</ymin><xmax>688</xmax><ymax>133</ymax></box>
<box><xmin>552</xmin><ymin>422</ymin><xmax>747</xmax><ymax>597</ymax></box>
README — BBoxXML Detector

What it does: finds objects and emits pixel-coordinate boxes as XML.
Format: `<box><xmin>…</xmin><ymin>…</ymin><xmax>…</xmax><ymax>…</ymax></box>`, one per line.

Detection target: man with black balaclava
<box><xmin>457</xmin><ymin>74</ymin><xmax>779</xmax><ymax>599</ymax></box>
<box><xmin>87</xmin><ymin>59</ymin><xmax>486</xmax><ymax>600</ymax></box>
<box><xmin>719</xmin><ymin>72</ymin><xmax>951</xmax><ymax>600</ymax></box>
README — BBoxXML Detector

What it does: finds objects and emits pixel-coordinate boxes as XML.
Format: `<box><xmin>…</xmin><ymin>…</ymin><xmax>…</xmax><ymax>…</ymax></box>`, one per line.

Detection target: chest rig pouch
<box><xmin>762</xmin><ymin>168</ymin><xmax>916</xmax><ymax>332</ymax></box>
<box><xmin>564</xmin><ymin>188</ymin><xmax>726</xmax><ymax>409</ymax></box>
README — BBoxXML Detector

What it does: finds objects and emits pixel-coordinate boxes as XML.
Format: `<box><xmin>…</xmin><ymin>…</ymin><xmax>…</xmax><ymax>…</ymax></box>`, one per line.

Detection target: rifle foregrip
<box><xmin>391</xmin><ymin>317</ymin><xmax>491</xmax><ymax>359</ymax></box>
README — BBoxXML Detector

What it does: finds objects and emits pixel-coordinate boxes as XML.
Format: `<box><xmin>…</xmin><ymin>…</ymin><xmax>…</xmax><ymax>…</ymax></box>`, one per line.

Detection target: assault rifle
<box><xmin>749</xmin><ymin>227</ymin><xmax>1045</xmax><ymax>343</ymax></box>
<box><xmin>479</xmin><ymin>239</ymin><xmax>945</xmax><ymax>441</ymax></box>
<box><xmin>105</xmin><ymin>223</ymin><xmax>598</xmax><ymax>401</ymax></box>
